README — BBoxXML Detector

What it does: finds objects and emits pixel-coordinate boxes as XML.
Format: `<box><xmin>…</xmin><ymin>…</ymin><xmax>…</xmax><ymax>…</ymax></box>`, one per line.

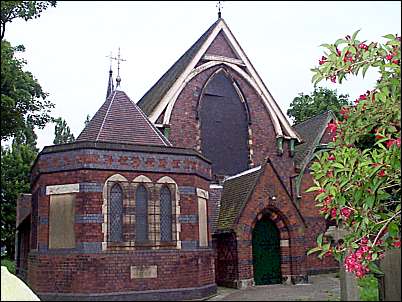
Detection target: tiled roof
<box><xmin>216</xmin><ymin>166</ymin><xmax>262</xmax><ymax>232</ymax></box>
<box><xmin>77</xmin><ymin>90</ymin><xmax>171</xmax><ymax>146</ymax></box>
<box><xmin>292</xmin><ymin>110</ymin><xmax>335</xmax><ymax>169</ymax></box>
<box><xmin>137</xmin><ymin>19</ymin><xmax>220</xmax><ymax>116</ymax></box>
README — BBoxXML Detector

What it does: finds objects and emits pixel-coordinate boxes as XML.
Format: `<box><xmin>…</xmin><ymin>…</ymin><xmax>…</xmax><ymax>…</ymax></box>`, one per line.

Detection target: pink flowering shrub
<box><xmin>307</xmin><ymin>31</ymin><xmax>401</xmax><ymax>278</ymax></box>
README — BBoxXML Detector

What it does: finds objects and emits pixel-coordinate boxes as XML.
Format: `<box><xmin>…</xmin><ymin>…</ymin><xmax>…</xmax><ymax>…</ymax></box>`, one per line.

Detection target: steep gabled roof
<box><xmin>77</xmin><ymin>90</ymin><xmax>171</xmax><ymax>146</ymax></box>
<box><xmin>137</xmin><ymin>18</ymin><xmax>301</xmax><ymax>142</ymax></box>
<box><xmin>292</xmin><ymin>110</ymin><xmax>335</xmax><ymax>170</ymax></box>
<box><xmin>216</xmin><ymin>166</ymin><xmax>262</xmax><ymax>232</ymax></box>
<box><xmin>137</xmin><ymin>19</ymin><xmax>220</xmax><ymax>116</ymax></box>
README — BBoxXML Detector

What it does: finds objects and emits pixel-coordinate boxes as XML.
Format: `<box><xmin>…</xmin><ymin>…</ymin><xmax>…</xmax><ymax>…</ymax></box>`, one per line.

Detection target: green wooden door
<box><xmin>252</xmin><ymin>218</ymin><xmax>281</xmax><ymax>285</ymax></box>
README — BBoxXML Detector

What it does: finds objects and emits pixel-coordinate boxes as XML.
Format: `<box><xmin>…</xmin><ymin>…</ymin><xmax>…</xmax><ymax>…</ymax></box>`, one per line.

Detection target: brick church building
<box><xmin>15</xmin><ymin>16</ymin><xmax>337</xmax><ymax>300</ymax></box>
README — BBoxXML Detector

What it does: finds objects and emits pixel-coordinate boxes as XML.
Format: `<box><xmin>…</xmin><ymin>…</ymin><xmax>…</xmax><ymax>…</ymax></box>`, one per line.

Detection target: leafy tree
<box><xmin>1</xmin><ymin>1</ymin><xmax>56</xmax><ymax>141</ymax></box>
<box><xmin>53</xmin><ymin>117</ymin><xmax>75</xmax><ymax>144</ymax></box>
<box><xmin>1</xmin><ymin>40</ymin><xmax>54</xmax><ymax>141</ymax></box>
<box><xmin>1</xmin><ymin>126</ymin><xmax>38</xmax><ymax>258</ymax></box>
<box><xmin>0</xmin><ymin>1</ymin><xmax>56</xmax><ymax>258</ymax></box>
<box><xmin>307</xmin><ymin>31</ymin><xmax>400</xmax><ymax>278</ymax></box>
<box><xmin>287</xmin><ymin>87</ymin><xmax>350</xmax><ymax>124</ymax></box>
<box><xmin>1</xmin><ymin>1</ymin><xmax>57</xmax><ymax>40</ymax></box>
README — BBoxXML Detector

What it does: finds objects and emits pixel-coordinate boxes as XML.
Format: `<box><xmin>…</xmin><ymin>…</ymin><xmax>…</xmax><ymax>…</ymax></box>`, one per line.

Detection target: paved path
<box><xmin>207</xmin><ymin>273</ymin><xmax>340</xmax><ymax>301</ymax></box>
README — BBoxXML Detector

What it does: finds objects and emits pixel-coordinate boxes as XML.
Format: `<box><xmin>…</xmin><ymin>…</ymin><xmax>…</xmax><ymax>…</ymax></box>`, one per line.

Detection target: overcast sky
<box><xmin>5</xmin><ymin>1</ymin><xmax>401</xmax><ymax>150</ymax></box>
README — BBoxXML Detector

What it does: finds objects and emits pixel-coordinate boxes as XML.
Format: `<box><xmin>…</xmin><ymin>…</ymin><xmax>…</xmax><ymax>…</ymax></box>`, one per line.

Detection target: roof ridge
<box><xmin>127</xmin><ymin>91</ymin><xmax>172</xmax><ymax>146</ymax></box>
<box><xmin>137</xmin><ymin>19</ymin><xmax>221</xmax><ymax>115</ymax></box>
<box><xmin>224</xmin><ymin>165</ymin><xmax>262</xmax><ymax>182</ymax></box>
<box><xmin>96</xmin><ymin>91</ymin><xmax>116</xmax><ymax>140</ymax></box>
<box><xmin>292</xmin><ymin>110</ymin><xmax>333</xmax><ymax>128</ymax></box>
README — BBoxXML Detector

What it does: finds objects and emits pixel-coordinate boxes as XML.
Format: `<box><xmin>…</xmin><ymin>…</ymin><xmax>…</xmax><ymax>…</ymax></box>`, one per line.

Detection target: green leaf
<box><xmin>333</xmin><ymin>163</ymin><xmax>345</xmax><ymax>169</ymax></box>
<box><xmin>352</xmin><ymin>29</ymin><xmax>361</xmax><ymax>41</ymax></box>
<box><xmin>316</xmin><ymin>233</ymin><xmax>324</xmax><ymax>246</ymax></box>
<box><xmin>388</xmin><ymin>222</ymin><xmax>399</xmax><ymax>237</ymax></box>
<box><xmin>382</xmin><ymin>34</ymin><xmax>395</xmax><ymax>40</ymax></box>
<box><xmin>335</xmin><ymin>39</ymin><xmax>348</xmax><ymax>46</ymax></box>
<box><xmin>362</xmin><ymin>64</ymin><xmax>370</xmax><ymax>78</ymax></box>
<box><xmin>307</xmin><ymin>246</ymin><xmax>322</xmax><ymax>255</ymax></box>
<box><xmin>368</xmin><ymin>262</ymin><xmax>384</xmax><ymax>276</ymax></box>
<box><xmin>306</xmin><ymin>186</ymin><xmax>321</xmax><ymax>193</ymax></box>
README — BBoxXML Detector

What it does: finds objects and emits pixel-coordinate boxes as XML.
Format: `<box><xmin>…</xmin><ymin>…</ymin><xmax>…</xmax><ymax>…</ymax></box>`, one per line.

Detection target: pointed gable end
<box><xmin>77</xmin><ymin>90</ymin><xmax>171</xmax><ymax>146</ymax></box>
<box><xmin>137</xmin><ymin>18</ymin><xmax>301</xmax><ymax>142</ymax></box>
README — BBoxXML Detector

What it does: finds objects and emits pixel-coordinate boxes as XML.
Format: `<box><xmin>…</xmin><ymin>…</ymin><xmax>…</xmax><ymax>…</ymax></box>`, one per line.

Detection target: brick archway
<box><xmin>251</xmin><ymin>207</ymin><xmax>292</xmax><ymax>284</ymax></box>
<box><xmin>235</xmin><ymin>204</ymin><xmax>306</xmax><ymax>287</ymax></box>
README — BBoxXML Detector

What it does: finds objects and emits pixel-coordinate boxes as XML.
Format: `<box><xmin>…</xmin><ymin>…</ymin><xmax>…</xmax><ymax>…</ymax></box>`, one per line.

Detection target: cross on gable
<box><xmin>107</xmin><ymin>48</ymin><xmax>126</xmax><ymax>87</ymax></box>
<box><xmin>216</xmin><ymin>1</ymin><xmax>223</xmax><ymax>18</ymax></box>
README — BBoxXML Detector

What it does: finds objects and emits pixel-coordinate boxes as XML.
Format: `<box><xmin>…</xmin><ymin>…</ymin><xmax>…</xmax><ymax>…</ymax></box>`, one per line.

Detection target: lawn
<box><xmin>1</xmin><ymin>257</ymin><xmax>16</xmax><ymax>275</ymax></box>
<box><xmin>358</xmin><ymin>274</ymin><xmax>379</xmax><ymax>301</ymax></box>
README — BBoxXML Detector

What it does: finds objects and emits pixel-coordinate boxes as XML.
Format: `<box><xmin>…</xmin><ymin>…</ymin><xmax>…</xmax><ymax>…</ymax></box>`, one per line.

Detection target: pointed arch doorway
<box><xmin>252</xmin><ymin>215</ymin><xmax>282</xmax><ymax>285</ymax></box>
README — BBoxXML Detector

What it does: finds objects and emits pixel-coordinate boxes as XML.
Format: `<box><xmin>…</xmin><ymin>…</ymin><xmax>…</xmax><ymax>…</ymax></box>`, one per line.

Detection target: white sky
<box><xmin>5</xmin><ymin>1</ymin><xmax>401</xmax><ymax>150</ymax></box>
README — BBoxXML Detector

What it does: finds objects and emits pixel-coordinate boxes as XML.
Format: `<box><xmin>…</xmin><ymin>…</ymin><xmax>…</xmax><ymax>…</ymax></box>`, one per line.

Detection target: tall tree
<box><xmin>53</xmin><ymin>117</ymin><xmax>75</xmax><ymax>144</ymax></box>
<box><xmin>1</xmin><ymin>1</ymin><xmax>56</xmax><ymax>259</ymax></box>
<box><xmin>1</xmin><ymin>1</ymin><xmax>56</xmax><ymax>141</ymax></box>
<box><xmin>287</xmin><ymin>87</ymin><xmax>350</xmax><ymax>124</ymax></box>
<box><xmin>1</xmin><ymin>1</ymin><xmax>57</xmax><ymax>41</ymax></box>
<box><xmin>1</xmin><ymin>125</ymin><xmax>38</xmax><ymax>258</ymax></box>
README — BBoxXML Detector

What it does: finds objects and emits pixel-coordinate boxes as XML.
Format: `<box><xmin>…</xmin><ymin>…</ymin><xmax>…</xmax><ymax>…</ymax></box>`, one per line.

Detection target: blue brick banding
<box><xmin>178</xmin><ymin>215</ymin><xmax>198</xmax><ymax>223</ymax></box>
<box><xmin>179</xmin><ymin>186</ymin><xmax>196</xmax><ymax>195</ymax></box>
<box><xmin>75</xmin><ymin>214</ymin><xmax>104</xmax><ymax>224</ymax></box>
<box><xmin>79</xmin><ymin>182</ymin><xmax>103</xmax><ymax>192</ymax></box>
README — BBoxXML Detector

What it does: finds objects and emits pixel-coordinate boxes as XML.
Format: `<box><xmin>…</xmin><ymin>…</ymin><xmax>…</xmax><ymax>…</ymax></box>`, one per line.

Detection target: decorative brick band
<box><xmin>75</xmin><ymin>214</ymin><xmax>104</xmax><ymax>224</ymax></box>
<box><xmin>181</xmin><ymin>240</ymin><xmax>199</xmax><ymax>250</ymax></box>
<box><xmin>32</xmin><ymin>148</ymin><xmax>212</xmax><ymax>182</ymax></box>
<box><xmin>178</xmin><ymin>215</ymin><xmax>198</xmax><ymax>223</ymax></box>
<box><xmin>37</xmin><ymin>283</ymin><xmax>217</xmax><ymax>301</ymax></box>
<box><xmin>282</xmin><ymin>255</ymin><xmax>306</xmax><ymax>262</ymax></box>
<box><xmin>178</xmin><ymin>186</ymin><xmax>196</xmax><ymax>195</ymax></box>
<box><xmin>79</xmin><ymin>182</ymin><xmax>103</xmax><ymax>192</ymax></box>
<box><xmin>38</xmin><ymin>217</ymin><xmax>48</xmax><ymax>225</ymax></box>
<box><xmin>77</xmin><ymin>242</ymin><xmax>102</xmax><ymax>253</ymax></box>
<box><xmin>238</xmin><ymin>259</ymin><xmax>253</xmax><ymax>265</ymax></box>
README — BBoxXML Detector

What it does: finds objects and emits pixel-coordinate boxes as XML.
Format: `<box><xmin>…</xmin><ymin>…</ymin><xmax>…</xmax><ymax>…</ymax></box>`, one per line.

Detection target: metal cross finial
<box><xmin>108</xmin><ymin>47</ymin><xmax>126</xmax><ymax>87</ymax></box>
<box><xmin>216</xmin><ymin>1</ymin><xmax>223</xmax><ymax>19</ymax></box>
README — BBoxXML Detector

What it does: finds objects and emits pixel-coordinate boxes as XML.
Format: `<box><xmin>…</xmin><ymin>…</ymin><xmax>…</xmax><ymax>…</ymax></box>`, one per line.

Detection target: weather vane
<box><xmin>216</xmin><ymin>1</ymin><xmax>223</xmax><ymax>19</ymax></box>
<box><xmin>107</xmin><ymin>47</ymin><xmax>126</xmax><ymax>87</ymax></box>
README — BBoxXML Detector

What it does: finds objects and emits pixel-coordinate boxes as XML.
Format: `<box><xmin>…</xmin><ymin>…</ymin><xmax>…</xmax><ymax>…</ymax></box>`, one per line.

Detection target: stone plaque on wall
<box><xmin>49</xmin><ymin>194</ymin><xmax>75</xmax><ymax>249</ymax></box>
<box><xmin>130</xmin><ymin>266</ymin><xmax>157</xmax><ymax>279</ymax></box>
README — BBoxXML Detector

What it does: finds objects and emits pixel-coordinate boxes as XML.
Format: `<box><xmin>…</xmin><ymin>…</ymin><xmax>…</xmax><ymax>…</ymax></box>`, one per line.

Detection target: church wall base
<box><xmin>38</xmin><ymin>284</ymin><xmax>217</xmax><ymax>301</ymax></box>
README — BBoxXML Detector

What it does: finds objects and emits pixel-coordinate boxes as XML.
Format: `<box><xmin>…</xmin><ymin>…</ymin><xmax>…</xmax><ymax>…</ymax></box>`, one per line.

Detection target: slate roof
<box><xmin>77</xmin><ymin>90</ymin><xmax>171</xmax><ymax>146</ymax></box>
<box><xmin>137</xmin><ymin>19</ymin><xmax>221</xmax><ymax>116</ymax></box>
<box><xmin>292</xmin><ymin>110</ymin><xmax>335</xmax><ymax>170</ymax></box>
<box><xmin>216</xmin><ymin>166</ymin><xmax>262</xmax><ymax>232</ymax></box>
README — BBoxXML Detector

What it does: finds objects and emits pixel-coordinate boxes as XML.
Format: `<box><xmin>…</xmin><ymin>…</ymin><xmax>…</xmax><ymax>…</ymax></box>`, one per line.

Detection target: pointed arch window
<box><xmin>160</xmin><ymin>185</ymin><xmax>172</xmax><ymax>242</ymax></box>
<box><xmin>136</xmin><ymin>185</ymin><xmax>148</xmax><ymax>243</ymax></box>
<box><xmin>109</xmin><ymin>184</ymin><xmax>123</xmax><ymax>242</ymax></box>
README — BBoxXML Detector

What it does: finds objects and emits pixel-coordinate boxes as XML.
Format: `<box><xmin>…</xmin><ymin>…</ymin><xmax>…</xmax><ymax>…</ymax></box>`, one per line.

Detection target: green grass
<box><xmin>358</xmin><ymin>274</ymin><xmax>379</xmax><ymax>301</ymax></box>
<box><xmin>1</xmin><ymin>257</ymin><xmax>16</xmax><ymax>275</ymax></box>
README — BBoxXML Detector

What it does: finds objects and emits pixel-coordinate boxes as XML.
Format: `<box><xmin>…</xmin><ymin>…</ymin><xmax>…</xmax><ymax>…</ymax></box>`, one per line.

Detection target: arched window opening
<box><xmin>109</xmin><ymin>184</ymin><xmax>123</xmax><ymax>242</ymax></box>
<box><xmin>199</xmin><ymin>70</ymin><xmax>249</xmax><ymax>178</ymax></box>
<box><xmin>136</xmin><ymin>185</ymin><xmax>148</xmax><ymax>243</ymax></box>
<box><xmin>160</xmin><ymin>186</ymin><xmax>172</xmax><ymax>242</ymax></box>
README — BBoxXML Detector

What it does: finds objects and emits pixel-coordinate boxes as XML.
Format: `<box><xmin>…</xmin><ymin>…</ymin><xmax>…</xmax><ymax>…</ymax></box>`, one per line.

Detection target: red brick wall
<box><xmin>299</xmin><ymin>172</ymin><xmax>338</xmax><ymax>273</ymax></box>
<box><xmin>168</xmin><ymin>63</ymin><xmax>297</xmax><ymax>192</ymax></box>
<box><xmin>235</xmin><ymin>160</ymin><xmax>307</xmax><ymax>283</ymax></box>
<box><xmin>28</xmin><ymin>250</ymin><xmax>215</xmax><ymax>294</ymax></box>
<box><xmin>205</xmin><ymin>31</ymin><xmax>240</xmax><ymax>59</ymax></box>
<box><xmin>27</xmin><ymin>159</ymin><xmax>215</xmax><ymax>295</ymax></box>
